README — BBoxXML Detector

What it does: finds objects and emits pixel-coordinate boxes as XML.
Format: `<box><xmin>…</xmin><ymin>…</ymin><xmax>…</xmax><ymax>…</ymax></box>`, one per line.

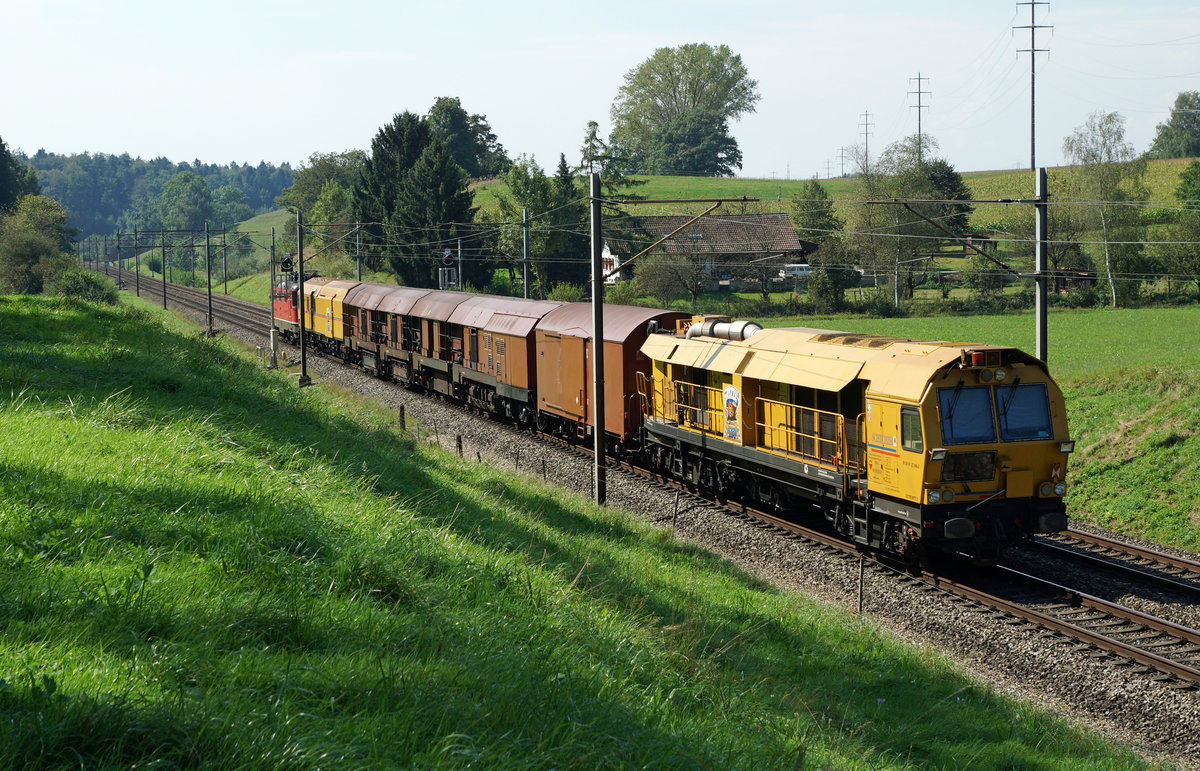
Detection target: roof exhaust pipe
<box><xmin>686</xmin><ymin>319</ymin><xmax>763</xmax><ymax>341</ymax></box>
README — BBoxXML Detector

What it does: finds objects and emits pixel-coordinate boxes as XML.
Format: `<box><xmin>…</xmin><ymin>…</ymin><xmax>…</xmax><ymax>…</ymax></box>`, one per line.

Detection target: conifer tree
<box><xmin>387</xmin><ymin>139</ymin><xmax>477</xmax><ymax>288</ymax></box>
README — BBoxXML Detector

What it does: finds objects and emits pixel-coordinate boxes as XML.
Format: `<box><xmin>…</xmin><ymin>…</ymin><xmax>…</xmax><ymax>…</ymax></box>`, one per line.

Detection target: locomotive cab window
<box><xmin>996</xmin><ymin>382</ymin><xmax>1053</xmax><ymax>441</ymax></box>
<box><xmin>937</xmin><ymin>384</ymin><xmax>997</xmax><ymax>444</ymax></box>
<box><xmin>901</xmin><ymin>407</ymin><xmax>923</xmax><ymax>452</ymax></box>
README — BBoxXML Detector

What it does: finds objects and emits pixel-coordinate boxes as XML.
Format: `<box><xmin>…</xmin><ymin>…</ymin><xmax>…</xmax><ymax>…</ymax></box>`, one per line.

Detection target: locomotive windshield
<box><xmin>995</xmin><ymin>382</ymin><xmax>1053</xmax><ymax>441</ymax></box>
<box><xmin>937</xmin><ymin>382</ymin><xmax>1053</xmax><ymax>444</ymax></box>
<box><xmin>938</xmin><ymin>385</ymin><xmax>996</xmax><ymax>444</ymax></box>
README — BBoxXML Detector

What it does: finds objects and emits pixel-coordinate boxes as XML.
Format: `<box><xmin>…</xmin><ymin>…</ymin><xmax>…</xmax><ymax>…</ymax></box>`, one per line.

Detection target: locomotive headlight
<box><xmin>1058</xmin><ymin>440</ymin><xmax>1075</xmax><ymax>454</ymax></box>
<box><xmin>1040</xmin><ymin>482</ymin><xmax>1054</xmax><ymax>497</ymax></box>
<box><xmin>978</xmin><ymin>368</ymin><xmax>994</xmax><ymax>383</ymax></box>
<box><xmin>941</xmin><ymin>489</ymin><xmax>955</xmax><ymax>504</ymax></box>
<box><xmin>993</xmin><ymin>368</ymin><xmax>1007</xmax><ymax>382</ymax></box>
<box><xmin>929</xmin><ymin>448</ymin><xmax>947</xmax><ymax>461</ymax></box>
<box><xmin>1054</xmin><ymin>482</ymin><xmax>1066</xmax><ymax>496</ymax></box>
<box><xmin>928</xmin><ymin>490</ymin><xmax>941</xmax><ymax>504</ymax></box>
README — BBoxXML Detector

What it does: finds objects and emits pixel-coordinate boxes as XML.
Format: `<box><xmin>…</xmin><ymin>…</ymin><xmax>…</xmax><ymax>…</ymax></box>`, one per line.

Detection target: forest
<box><xmin>19</xmin><ymin>150</ymin><xmax>293</xmax><ymax>238</ymax></box>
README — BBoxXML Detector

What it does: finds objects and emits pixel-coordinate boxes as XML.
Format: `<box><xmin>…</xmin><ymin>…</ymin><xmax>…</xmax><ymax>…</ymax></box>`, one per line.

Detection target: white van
<box><xmin>779</xmin><ymin>264</ymin><xmax>812</xmax><ymax>279</ymax></box>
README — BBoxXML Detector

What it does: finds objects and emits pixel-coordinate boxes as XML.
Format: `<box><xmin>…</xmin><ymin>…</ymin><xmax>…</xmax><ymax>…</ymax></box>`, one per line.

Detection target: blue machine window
<box><xmin>996</xmin><ymin>383</ymin><xmax>1053</xmax><ymax>441</ymax></box>
<box><xmin>938</xmin><ymin>385</ymin><xmax>996</xmax><ymax>444</ymax></box>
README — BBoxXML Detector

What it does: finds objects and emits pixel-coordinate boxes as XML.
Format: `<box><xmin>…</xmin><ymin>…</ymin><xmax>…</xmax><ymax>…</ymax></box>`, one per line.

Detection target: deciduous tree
<box><xmin>645</xmin><ymin>109</ymin><xmax>742</xmax><ymax>177</ymax></box>
<box><xmin>427</xmin><ymin>97</ymin><xmax>510</xmax><ymax>179</ymax></box>
<box><xmin>276</xmin><ymin>150</ymin><xmax>364</xmax><ymax>213</ymax></box>
<box><xmin>1063</xmin><ymin>110</ymin><xmax>1148</xmax><ymax>307</ymax></box>
<box><xmin>159</xmin><ymin>171</ymin><xmax>213</xmax><ymax>231</ymax></box>
<box><xmin>1147</xmin><ymin>91</ymin><xmax>1200</xmax><ymax>159</ymax></box>
<box><xmin>0</xmin><ymin>195</ymin><xmax>73</xmax><ymax>293</ymax></box>
<box><xmin>212</xmin><ymin>184</ymin><xmax>253</xmax><ymax>227</ymax></box>
<box><xmin>610</xmin><ymin>43</ymin><xmax>759</xmax><ymax>169</ymax></box>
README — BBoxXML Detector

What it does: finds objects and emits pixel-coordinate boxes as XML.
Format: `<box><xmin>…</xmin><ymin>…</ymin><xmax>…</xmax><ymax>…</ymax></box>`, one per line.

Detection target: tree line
<box><xmin>20</xmin><ymin>151</ymin><xmax>293</xmax><ymax>237</ymax></box>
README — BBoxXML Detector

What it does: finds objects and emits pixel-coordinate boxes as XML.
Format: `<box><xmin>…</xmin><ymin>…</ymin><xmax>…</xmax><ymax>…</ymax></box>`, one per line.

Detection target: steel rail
<box><xmin>1064</xmin><ymin>528</ymin><xmax>1200</xmax><ymax>575</ymax></box>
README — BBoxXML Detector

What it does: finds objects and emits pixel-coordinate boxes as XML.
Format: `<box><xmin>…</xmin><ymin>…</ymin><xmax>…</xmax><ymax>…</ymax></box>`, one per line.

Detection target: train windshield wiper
<box><xmin>998</xmin><ymin>378</ymin><xmax>1021</xmax><ymax>417</ymax></box>
<box><xmin>946</xmin><ymin>380</ymin><xmax>965</xmax><ymax>422</ymax></box>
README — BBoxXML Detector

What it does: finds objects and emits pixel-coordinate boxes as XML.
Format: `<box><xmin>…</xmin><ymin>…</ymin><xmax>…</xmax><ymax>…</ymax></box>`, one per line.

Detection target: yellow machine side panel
<box><xmin>865</xmin><ymin>399</ymin><xmax>903</xmax><ymax>497</ymax></box>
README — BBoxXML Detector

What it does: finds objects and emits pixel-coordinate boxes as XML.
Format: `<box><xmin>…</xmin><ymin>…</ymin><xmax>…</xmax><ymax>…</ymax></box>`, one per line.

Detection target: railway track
<box><xmin>111</xmin><ymin>269</ymin><xmax>1200</xmax><ymax>689</ymax></box>
<box><xmin>113</xmin><ymin>268</ymin><xmax>271</xmax><ymax>334</ymax></box>
<box><xmin>1024</xmin><ymin>529</ymin><xmax>1200</xmax><ymax>596</ymax></box>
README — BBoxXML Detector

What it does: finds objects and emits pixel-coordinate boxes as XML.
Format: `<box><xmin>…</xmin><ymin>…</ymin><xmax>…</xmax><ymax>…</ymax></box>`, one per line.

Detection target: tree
<box><xmin>549</xmin><ymin>154</ymin><xmax>589</xmax><ymax>287</ymax></box>
<box><xmin>1162</xmin><ymin>159</ymin><xmax>1200</xmax><ymax>299</ymax></box>
<box><xmin>806</xmin><ymin>240</ymin><xmax>860</xmax><ymax>313</ymax></box>
<box><xmin>576</xmin><ymin>121</ymin><xmax>646</xmax><ymax>196</ymax></box>
<box><xmin>0</xmin><ymin>137</ymin><xmax>38</xmax><ymax>212</ymax></box>
<box><xmin>387</xmin><ymin>139</ymin><xmax>478</xmax><ymax>288</ymax></box>
<box><xmin>635</xmin><ymin>252</ymin><xmax>708</xmax><ymax>305</ymax></box>
<box><xmin>427</xmin><ymin>97</ymin><xmax>510</xmax><ymax>179</ymax></box>
<box><xmin>855</xmin><ymin>135</ymin><xmax>975</xmax><ymax>305</ymax></box>
<box><xmin>159</xmin><ymin>171</ymin><xmax>213</xmax><ymax>231</ymax></box>
<box><xmin>276</xmin><ymin>150</ymin><xmax>365</xmax><ymax>213</ymax></box>
<box><xmin>578</xmin><ymin>121</ymin><xmax>610</xmax><ymax>176</ymax></box>
<box><xmin>1147</xmin><ymin>91</ymin><xmax>1200</xmax><ymax>159</ymax></box>
<box><xmin>212</xmin><ymin>184</ymin><xmax>253</xmax><ymax>227</ymax></box>
<box><xmin>1063</xmin><ymin>111</ymin><xmax>1148</xmax><ymax>307</ymax></box>
<box><xmin>1176</xmin><ymin>159</ymin><xmax>1200</xmax><ymax>204</ymax></box>
<box><xmin>353</xmin><ymin>112</ymin><xmax>432</xmax><ymax>270</ymax></box>
<box><xmin>645</xmin><ymin>109</ymin><xmax>743</xmax><ymax>177</ymax></box>
<box><xmin>0</xmin><ymin>195</ymin><xmax>73</xmax><ymax>293</ymax></box>
<box><xmin>610</xmin><ymin>43</ymin><xmax>760</xmax><ymax>168</ymax></box>
<box><xmin>497</xmin><ymin>156</ymin><xmax>555</xmax><ymax>298</ymax></box>
<box><xmin>791</xmin><ymin>179</ymin><xmax>843</xmax><ymax>245</ymax></box>
<box><xmin>309</xmin><ymin>181</ymin><xmax>354</xmax><ymax>250</ymax></box>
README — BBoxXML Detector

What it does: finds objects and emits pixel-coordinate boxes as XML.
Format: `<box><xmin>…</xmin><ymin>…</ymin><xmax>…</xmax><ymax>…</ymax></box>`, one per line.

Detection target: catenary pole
<box><xmin>161</xmin><ymin>231</ymin><xmax>168</xmax><ymax>309</ymax></box>
<box><xmin>590</xmin><ymin>173</ymin><xmax>606</xmax><ymax>505</ymax></box>
<box><xmin>205</xmin><ymin>223</ymin><xmax>214</xmax><ymax>337</ymax></box>
<box><xmin>1035</xmin><ymin>168</ymin><xmax>1049</xmax><ymax>361</ymax></box>
<box><xmin>269</xmin><ymin>228</ymin><xmax>278</xmax><ymax>369</ymax></box>
<box><xmin>297</xmin><ymin>210</ymin><xmax>311</xmax><ymax>387</ymax></box>
<box><xmin>522</xmin><ymin>207</ymin><xmax>530</xmax><ymax>299</ymax></box>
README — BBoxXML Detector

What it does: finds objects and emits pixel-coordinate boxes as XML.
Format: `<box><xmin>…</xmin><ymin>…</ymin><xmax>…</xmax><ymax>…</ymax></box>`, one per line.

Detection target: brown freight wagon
<box><xmin>342</xmin><ymin>283</ymin><xmax>433</xmax><ymax>380</ymax></box>
<box><xmin>445</xmin><ymin>295</ymin><xmax>564</xmax><ymax>420</ymax></box>
<box><xmin>534</xmin><ymin>304</ymin><xmax>689</xmax><ymax>447</ymax></box>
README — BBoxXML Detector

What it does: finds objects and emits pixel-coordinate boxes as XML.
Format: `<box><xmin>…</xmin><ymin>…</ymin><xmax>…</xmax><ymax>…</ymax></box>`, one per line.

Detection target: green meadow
<box><xmin>0</xmin><ymin>292</ymin><xmax>1157</xmax><ymax>769</ymax></box>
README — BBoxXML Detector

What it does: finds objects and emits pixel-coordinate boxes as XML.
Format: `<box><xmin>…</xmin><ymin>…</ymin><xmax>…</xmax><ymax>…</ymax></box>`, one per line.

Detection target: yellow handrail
<box><xmin>753</xmin><ymin>396</ymin><xmax>864</xmax><ymax>475</ymax></box>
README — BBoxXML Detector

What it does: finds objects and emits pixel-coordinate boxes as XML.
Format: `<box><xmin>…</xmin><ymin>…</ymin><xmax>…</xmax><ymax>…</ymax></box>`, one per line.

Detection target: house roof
<box><xmin>627</xmin><ymin>213</ymin><xmax>813</xmax><ymax>256</ymax></box>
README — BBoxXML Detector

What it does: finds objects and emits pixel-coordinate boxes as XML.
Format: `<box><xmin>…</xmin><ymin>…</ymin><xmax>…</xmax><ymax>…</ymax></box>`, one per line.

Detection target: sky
<box><xmin>3</xmin><ymin>0</ymin><xmax>1198</xmax><ymax>181</ymax></box>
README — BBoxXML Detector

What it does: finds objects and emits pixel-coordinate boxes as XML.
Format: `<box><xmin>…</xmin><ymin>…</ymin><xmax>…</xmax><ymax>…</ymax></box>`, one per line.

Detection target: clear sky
<box><xmin>3</xmin><ymin>0</ymin><xmax>1198</xmax><ymax>180</ymax></box>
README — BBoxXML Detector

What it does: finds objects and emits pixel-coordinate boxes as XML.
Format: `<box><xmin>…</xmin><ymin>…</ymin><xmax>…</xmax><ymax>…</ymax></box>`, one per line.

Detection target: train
<box><xmin>273</xmin><ymin>273</ymin><xmax>1073</xmax><ymax>565</ymax></box>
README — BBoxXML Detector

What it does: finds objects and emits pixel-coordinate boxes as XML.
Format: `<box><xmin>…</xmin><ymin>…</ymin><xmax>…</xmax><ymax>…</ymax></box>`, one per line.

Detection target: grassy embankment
<box><xmin>0</xmin><ymin>292</ymin><xmax>1153</xmax><ymax>769</ymax></box>
<box><xmin>762</xmin><ymin>306</ymin><xmax>1200</xmax><ymax>551</ymax></box>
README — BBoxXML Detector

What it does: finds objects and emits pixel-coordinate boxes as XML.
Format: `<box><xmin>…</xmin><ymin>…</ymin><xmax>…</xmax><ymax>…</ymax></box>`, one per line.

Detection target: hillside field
<box><xmin>472</xmin><ymin>157</ymin><xmax>1196</xmax><ymax>232</ymax></box>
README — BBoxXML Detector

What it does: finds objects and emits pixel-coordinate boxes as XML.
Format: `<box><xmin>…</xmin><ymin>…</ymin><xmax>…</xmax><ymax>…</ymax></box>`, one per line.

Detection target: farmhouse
<box><xmin>620</xmin><ymin>212</ymin><xmax>816</xmax><ymax>290</ymax></box>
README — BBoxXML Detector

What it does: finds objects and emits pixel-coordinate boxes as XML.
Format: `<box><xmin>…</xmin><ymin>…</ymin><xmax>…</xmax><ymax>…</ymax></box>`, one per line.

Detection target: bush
<box><xmin>852</xmin><ymin>291</ymin><xmax>907</xmax><ymax>318</ymax></box>
<box><xmin>603</xmin><ymin>280</ymin><xmax>642</xmax><ymax>306</ymax></box>
<box><xmin>47</xmin><ymin>268</ymin><xmax>119</xmax><ymax>304</ymax></box>
<box><xmin>547</xmin><ymin>282</ymin><xmax>585</xmax><ymax>302</ymax></box>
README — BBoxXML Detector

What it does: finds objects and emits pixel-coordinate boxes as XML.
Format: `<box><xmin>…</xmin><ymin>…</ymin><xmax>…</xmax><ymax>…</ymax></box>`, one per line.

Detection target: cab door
<box><xmin>865</xmin><ymin>399</ymin><xmax>902</xmax><ymax>497</ymax></box>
